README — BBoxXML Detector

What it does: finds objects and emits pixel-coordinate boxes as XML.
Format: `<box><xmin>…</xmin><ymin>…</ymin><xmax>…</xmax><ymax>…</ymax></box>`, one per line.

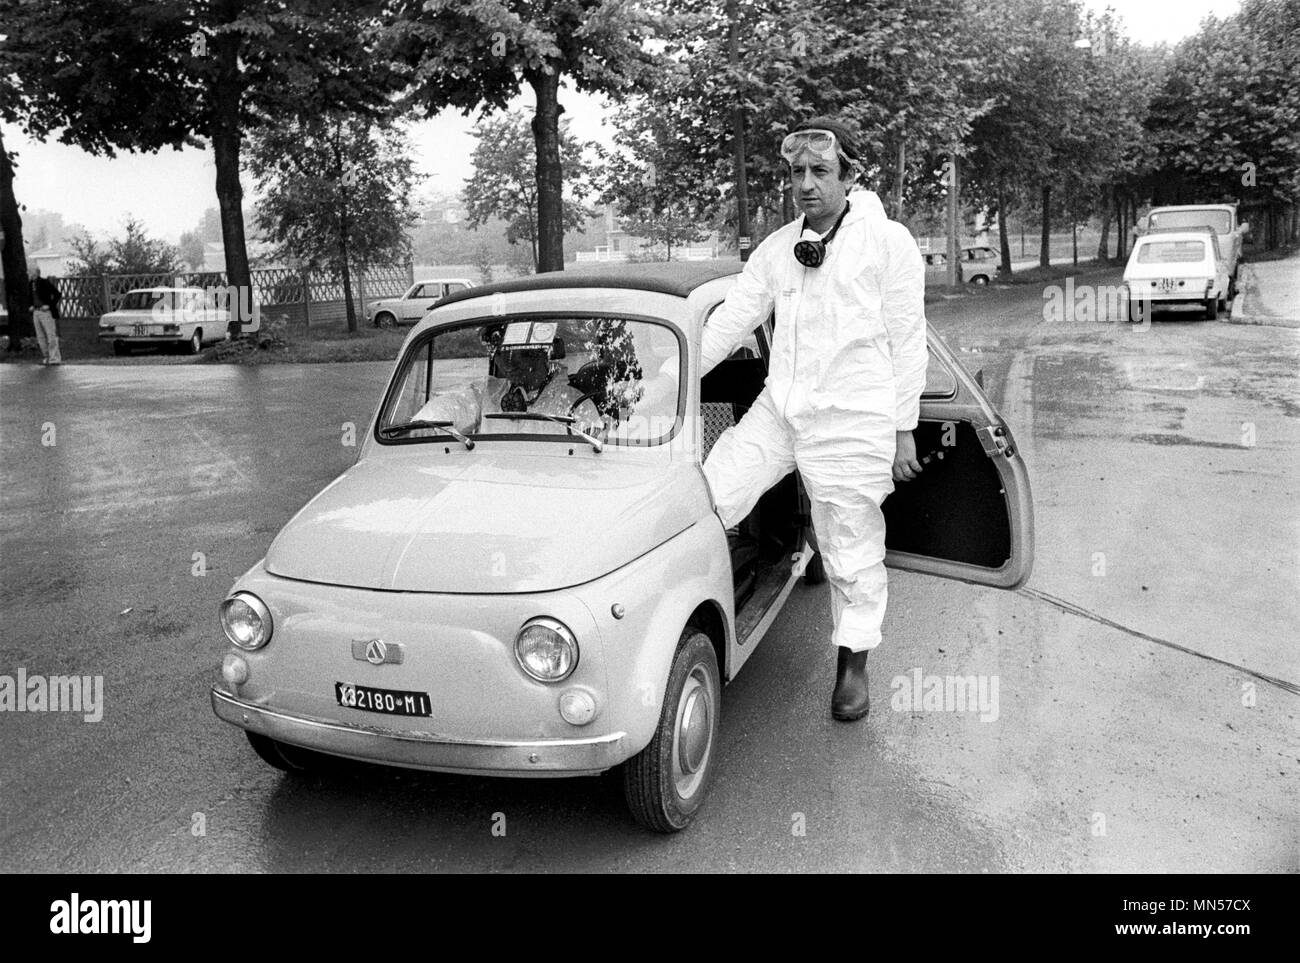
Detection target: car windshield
<box><xmin>118</xmin><ymin>290</ymin><xmax>177</xmax><ymax>311</ymax></box>
<box><xmin>380</xmin><ymin>316</ymin><xmax>682</xmax><ymax>446</ymax></box>
<box><xmin>1136</xmin><ymin>240</ymin><xmax>1208</xmax><ymax>264</ymax></box>
<box><xmin>1148</xmin><ymin>210</ymin><xmax>1231</xmax><ymax>233</ymax></box>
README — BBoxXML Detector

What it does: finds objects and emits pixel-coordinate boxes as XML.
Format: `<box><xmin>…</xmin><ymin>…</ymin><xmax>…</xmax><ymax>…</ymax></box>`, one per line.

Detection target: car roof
<box><xmin>435</xmin><ymin>261</ymin><xmax>744</xmax><ymax>309</ymax></box>
<box><xmin>1135</xmin><ymin>232</ymin><xmax>1216</xmax><ymax>245</ymax></box>
<box><xmin>128</xmin><ymin>287</ymin><xmax>201</xmax><ymax>294</ymax></box>
<box><xmin>414</xmin><ymin>278</ymin><xmax>473</xmax><ymax>285</ymax></box>
<box><xmin>1149</xmin><ymin>203</ymin><xmax>1235</xmax><ymax>211</ymax></box>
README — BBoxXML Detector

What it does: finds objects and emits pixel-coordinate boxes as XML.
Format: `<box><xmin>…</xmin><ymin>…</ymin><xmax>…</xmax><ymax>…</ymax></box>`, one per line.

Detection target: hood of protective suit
<box><xmin>264</xmin><ymin>451</ymin><xmax>709</xmax><ymax>593</ymax></box>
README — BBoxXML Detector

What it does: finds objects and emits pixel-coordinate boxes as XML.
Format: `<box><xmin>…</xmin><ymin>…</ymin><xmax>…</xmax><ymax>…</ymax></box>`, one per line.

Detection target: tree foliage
<box><xmin>249</xmin><ymin>113</ymin><xmax>422</xmax><ymax>331</ymax></box>
<box><xmin>461</xmin><ymin>111</ymin><xmax>594</xmax><ymax>272</ymax></box>
<box><xmin>387</xmin><ymin>0</ymin><xmax>667</xmax><ymax>272</ymax></box>
<box><xmin>67</xmin><ymin>218</ymin><xmax>183</xmax><ymax>275</ymax></box>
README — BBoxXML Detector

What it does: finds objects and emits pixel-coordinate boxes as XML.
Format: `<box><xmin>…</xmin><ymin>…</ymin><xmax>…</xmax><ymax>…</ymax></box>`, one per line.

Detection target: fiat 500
<box><xmin>210</xmin><ymin>264</ymin><xmax>1033</xmax><ymax>832</ymax></box>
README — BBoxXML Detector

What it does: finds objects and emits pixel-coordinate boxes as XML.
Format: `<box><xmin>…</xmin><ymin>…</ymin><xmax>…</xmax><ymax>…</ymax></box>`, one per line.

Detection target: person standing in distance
<box><xmin>700</xmin><ymin>116</ymin><xmax>928</xmax><ymax>721</ymax></box>
<box><xmin>30</xmin><ymin>263</ymin><xmax>63</xmax><ymax>365</ymax></box>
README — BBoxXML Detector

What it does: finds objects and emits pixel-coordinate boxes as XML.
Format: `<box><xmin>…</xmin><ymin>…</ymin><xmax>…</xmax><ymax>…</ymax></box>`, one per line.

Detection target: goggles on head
<box><xmin>781</xmin><ymin>129</ymin><xmax>843</xmax><ymax>164</ymax></box>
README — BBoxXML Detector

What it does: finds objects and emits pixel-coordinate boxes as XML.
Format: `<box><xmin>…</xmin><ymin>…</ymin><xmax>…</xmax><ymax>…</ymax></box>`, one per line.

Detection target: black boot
<box><xmin>831</xmin><ymin>647</ymin><xmax>870</xmax><ymax>721</ymax></box>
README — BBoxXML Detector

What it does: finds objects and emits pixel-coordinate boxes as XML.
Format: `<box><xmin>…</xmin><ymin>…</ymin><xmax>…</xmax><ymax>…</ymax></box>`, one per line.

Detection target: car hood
<box><xmin>264</xmin><ymin>452</ymin><xmax>711</xmax><ymax>593</ymax></box>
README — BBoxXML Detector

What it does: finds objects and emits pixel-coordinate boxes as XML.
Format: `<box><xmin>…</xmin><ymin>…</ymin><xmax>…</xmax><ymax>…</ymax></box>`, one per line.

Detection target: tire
<box><xmin>246</xmin><ymin>731</ymin><xmax>322</xmax><ymax>773</ymax></box>
<box><xmin>1228</xmin><ymin>275</ymin><xmax>1237</xmax><ymax>301</ymax></box>
<box><xmin>1126</xmin><ymin>296</ymin><xmax>1146</xmax><ymax>324</ymax></box>
<box><xmin>622</xmin><ymin>629</ymin><xmax>721</xmax><ymax>833</ymax></box>
<box><xmin>802</xmin><ymin>549</ymin><xmax>827</xmax><ymax>586</ymax></box>
<box><xmin>188</xmin><ymin>329</ymin><xmax>203</xmax><ymax>354</ymax></box>
<box><xmin>374</xmin><ymin>311</ymin><xmax>397</xmax><ymax>328</ymax></box>
<box><xmin>112</xmin><ymin>340</ymin><xmax>128</xmax><ymax>356</ymax></box>
<box><xmin>971</xmin><ymin>274</ymin><xmax>990</xmax><ymax>286</ymax></box>
<box><xmin>1204</xmin><ymin>297</ymin><xmax>1218</xmax><ymax>321</ymax></box>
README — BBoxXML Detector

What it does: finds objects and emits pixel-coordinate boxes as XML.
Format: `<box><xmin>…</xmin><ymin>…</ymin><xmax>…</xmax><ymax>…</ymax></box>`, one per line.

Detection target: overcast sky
<box><xmin>2</xmin><ymin>0</ymin><xmax>1243</xmax><ymax>245</ymax></box>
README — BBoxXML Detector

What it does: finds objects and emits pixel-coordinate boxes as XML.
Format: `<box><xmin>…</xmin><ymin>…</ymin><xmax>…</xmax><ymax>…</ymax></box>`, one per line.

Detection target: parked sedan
<box><xmin>367</xmin><ymin>278</ymin><xmax>475</xmax><ymax>326</ymax></box>
<box><xmin>961</xmin><ymin>245</ymin><xmax>999</xmax><ymax>284</ymax></box>
<box><xmin>923</xmin><ymin>251</ymin><xmax>964</xmax><ymax>285</ymax></box>
<box><xmin>98</xmin><ymin>287</ymin><xmax>231</xmax><ymax>355</ymax></box>
<box><xmin>210</xmin><ymin>263</ymin><xmax>1033</xmax><ymax>832</ymax></box>
<box><xmin>1123</xmin><ymin>230</ymin><xmax>1230</xmax><ymax>321</ymax></box>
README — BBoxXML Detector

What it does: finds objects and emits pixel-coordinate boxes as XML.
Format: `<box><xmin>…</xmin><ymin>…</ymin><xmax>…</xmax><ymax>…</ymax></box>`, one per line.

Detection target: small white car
<box><xmin>367</xmin><ymin>278</ymin><xmax>475</xmax><ymax>326</ymax></box>
<box><xmin>98</xmin><ymin>287</ymin><xmax>243</xmax><ymax>355</ymax></box>
<box><xmin>1122</xmin><ymin>231</ymin><xmax>1231</xmax><ymax>321</ymax></box>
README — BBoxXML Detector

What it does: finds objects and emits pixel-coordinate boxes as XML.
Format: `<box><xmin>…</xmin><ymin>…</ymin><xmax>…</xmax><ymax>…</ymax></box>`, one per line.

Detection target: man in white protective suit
<box><xmin>700</xmin><ymin>116</ymin><xmax>928</xmax><ymax>721</ymax></box>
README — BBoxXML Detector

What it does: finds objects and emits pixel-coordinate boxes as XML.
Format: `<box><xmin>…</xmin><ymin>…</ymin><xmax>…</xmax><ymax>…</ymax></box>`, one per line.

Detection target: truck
<box><xmin>1134</xmin><ymin>204</ymin><xmax>1250</xmax><ymax>299</ymax></box>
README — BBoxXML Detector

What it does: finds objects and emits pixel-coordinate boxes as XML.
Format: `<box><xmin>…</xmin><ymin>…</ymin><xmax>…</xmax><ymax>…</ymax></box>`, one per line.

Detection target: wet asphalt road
<box><xmin>1</xmin><ymin>268</ymin><xmax>1296</xmax><ymax>872</ymax></box>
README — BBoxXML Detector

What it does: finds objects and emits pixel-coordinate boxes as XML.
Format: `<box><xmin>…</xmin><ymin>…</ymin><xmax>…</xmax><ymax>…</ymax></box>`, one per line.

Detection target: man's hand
<box><xmin>893</xmin><ymin>429</ymin><xmax>922</xmax><ymax>482</ymax></box>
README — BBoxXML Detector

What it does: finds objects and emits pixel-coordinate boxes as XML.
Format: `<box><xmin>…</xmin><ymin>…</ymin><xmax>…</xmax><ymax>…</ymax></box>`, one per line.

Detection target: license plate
<box><xmin>335</xmin><ymin>682</ymin><xmax>431</xmax><ymax>717</ymax></box>
<box><xmin>133</xmin><ymin>324</ymin><xmax>145</xmax><ymax>335</ymax></box>
<box><xmin>1157</xmin><ymin>278</ymin><xmax>1176</xmax><ymax>292</ymax></box>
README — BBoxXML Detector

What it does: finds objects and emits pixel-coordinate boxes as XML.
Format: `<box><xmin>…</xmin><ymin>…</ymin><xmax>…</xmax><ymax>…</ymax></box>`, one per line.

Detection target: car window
<box><xmin>1148</xmin><ymin>210</ymin><xmax>1231</xmax><ymax>233</ymax></box>
<box><xmin>408</xmin><ymin>284</ymin><xmax>426</xmax><ymax>299</ymax></box>
<box><xmin>922</xmin><ymin>350</ymin><xmax>957</xmax><ymax>399</ymax></box>
<box><xmin>1136</xmin><ymin>240</ymin><xmax>1207</xmax><ymax>264</ymax></box>
<box><xmin>447</xmin><ymin>282</ymin><xmax>467</xmax><ymax>293</ymax></box>
<box><xmin>380</xmin><ymin>316</ymin><xmax>682</xmax><ymax>447</ymax></box>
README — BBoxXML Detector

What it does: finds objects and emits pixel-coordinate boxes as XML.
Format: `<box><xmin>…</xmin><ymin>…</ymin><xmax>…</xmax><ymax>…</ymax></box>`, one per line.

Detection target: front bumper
<box><xmin>212</xmin><ymin>686</ymin><xmax>627</xmax><ymax>777</ymax></box>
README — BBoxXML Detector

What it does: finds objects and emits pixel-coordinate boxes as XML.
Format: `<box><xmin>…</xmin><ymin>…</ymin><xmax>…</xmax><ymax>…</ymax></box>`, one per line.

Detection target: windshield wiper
<box><xmin>484</xmin><ymin>412</ymin><xmax>606</xmax><ymax>453</ymax></box>
<box><xmin>379</xmin><ymin>419</ymin><xmax>475</xmax><ymax>449</ymax></box>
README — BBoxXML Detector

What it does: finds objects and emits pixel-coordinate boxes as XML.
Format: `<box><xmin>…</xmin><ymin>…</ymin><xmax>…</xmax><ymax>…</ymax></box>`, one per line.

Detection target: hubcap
<box><xmin>671</xmin><ymin>666</ymin><xmax>715</xmax><ymax>799</ymax></box>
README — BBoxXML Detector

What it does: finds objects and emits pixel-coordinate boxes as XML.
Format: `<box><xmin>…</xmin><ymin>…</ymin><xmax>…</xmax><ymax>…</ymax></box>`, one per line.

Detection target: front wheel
<box><xmin>971</xmin><ymin>274</ymin><xmax>990</xmax><ymax>286</ymax></box>
<box><xmin>622</xmin><ymin>629</ymin><xmax>721</xmax><ymax>832</ymax></box>
<box><xmin>374</xmin><ymin>311</ymin><xmax>397</xmax><ymax>328</ymax></box>
<box><xmin>112</xmin><ymin>340</ymin><xmax>128</xmax><ymax>356</ymax></box>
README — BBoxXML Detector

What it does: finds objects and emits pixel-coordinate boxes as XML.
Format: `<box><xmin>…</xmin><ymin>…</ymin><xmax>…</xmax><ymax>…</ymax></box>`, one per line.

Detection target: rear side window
<box><xmin>1137</xmin><ymin>240</ymin><xmax>1206</xmax><ymax>264</ymax></box>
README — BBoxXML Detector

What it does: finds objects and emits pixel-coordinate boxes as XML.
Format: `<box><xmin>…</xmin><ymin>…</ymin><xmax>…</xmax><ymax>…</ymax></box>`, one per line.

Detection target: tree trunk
<box><xmin>1114</xmin><ymin>187</ymin><xmax>1127</xmax><ymax>260</ymax></box>
<box><xmin>727</xmin><ymin>0</ymin><xmax>751</xmax><ymax>261</ymax></box>
<box><xmin>339</xmin><ymin>213</ymin><xmax>356</xmax><ymax>333</ymax></box>
<box><xmin>0</xmin><ymin>128</ymin><xmax>33</xmax><ymax>349</ymax></box>
<box><xmin>1096</xmin><ymin>184</ymin><xmax>1112</xmax><ymax>263</ymax></box>
<box><xmin>528</xmin><ymin>67</ymin><xmax>565</xmax><ymax>273</ymax></box>
<box><xmin>1072</xmin><ymin>217</ymin><xmax>1078</xmax><ymax>266</ymax></box>
<box><xmin>1039</xmin><ymin>183</ymin><xmax>1051</xmax><ymax>270</ymax></box>
<box><xmin>211</xmin><ymin>20</ymin><xmax>251</xmax><ymax>337</ymax></box>
<box><xmin>997</xmin><ymin>176</ymin><xmax>1012</xmax><ymax>277</ymax></box>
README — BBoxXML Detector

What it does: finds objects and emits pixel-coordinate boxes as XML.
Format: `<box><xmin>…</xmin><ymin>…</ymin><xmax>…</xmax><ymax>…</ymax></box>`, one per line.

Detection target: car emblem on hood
<box><xmin>351</xmin><ymin>638</ymin><xmax>403</xmax><ymax>665</ymax></box>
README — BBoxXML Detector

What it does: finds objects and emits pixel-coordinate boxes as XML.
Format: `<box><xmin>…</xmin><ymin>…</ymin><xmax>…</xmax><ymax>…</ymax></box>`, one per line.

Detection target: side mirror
<box><xmin>975</xmin><ymin>368</ymin><xmax>985</xmax><ymax>389</ymax></box>
<box><xmin>1241</xmin><ymin>221</ymin><xmax>1251</xmax><ymax>235</ymax></box>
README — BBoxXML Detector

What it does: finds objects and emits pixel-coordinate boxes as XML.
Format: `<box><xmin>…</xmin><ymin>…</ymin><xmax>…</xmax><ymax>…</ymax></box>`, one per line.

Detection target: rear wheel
<box><xmin>1204</xmin><ymin>297</ymin><xmax>1218</xmax><ymax>321</ymax></box>
<box><xmin>622</xmin><ymin>629</ymin><xmax>721</xmax><ymax>832</ymax></box>
<box><xmin>971</xmin><ymin>274</ymin><xmax>990</xmax><ymax>285</ymax></box>
<box><xmin>246</xmin><ymin>731</ymin><xmax>322</xmax><ymax>773</ymax></box>
<box><xmin>112</xmin><ymin>340</ymin><xmax>128</xmax><ymax>356</ymax></box>
<box><xmin>188</xmin><ymin>329</ymin><xmax>203</xmax><ymax>354</ymax></box>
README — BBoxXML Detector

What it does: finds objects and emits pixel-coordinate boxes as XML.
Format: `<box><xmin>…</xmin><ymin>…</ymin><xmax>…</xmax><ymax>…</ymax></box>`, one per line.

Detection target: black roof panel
<box><xmin>435</xmin><ymin>260</ymin><xmax>744</xmax><ymax>309</ymax></box>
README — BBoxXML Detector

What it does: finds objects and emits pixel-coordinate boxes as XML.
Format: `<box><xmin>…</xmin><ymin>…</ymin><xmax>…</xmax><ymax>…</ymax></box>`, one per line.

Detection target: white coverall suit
<box><xmin>701</xmin><ymin>190</ymin><xmax>928</xmax><ymax>652</ymax></box>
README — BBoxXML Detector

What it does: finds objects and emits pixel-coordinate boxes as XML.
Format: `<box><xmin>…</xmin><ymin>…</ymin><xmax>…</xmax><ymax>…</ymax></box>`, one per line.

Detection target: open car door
<box><xmin>872</xmin><ymin>324</ymin><xmax>1033</xmax><ymax>588</ymax></box>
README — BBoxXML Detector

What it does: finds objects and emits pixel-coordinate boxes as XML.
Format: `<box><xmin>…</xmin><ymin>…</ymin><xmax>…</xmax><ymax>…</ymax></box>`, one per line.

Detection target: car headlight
<box><xmin>514</xmin><ymin>617</ymin><xmax>578</xmax><ymax>682</ymax></box>
<box><xmin>220</xmin><ymin>592</ymin><xmax>273</xmax><ymax>650</ymax></box>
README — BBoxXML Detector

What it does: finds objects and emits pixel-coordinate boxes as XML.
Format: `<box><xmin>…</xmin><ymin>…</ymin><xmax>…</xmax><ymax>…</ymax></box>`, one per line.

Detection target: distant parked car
<box><xmin>923</xmin><ymin>251</ymin><xmax>963</xmax><ymax>286</ymax></box>
<box><xmin>98</xmin><ymin>287</ymin><xmax>235</xmax><ymax>355</ymax></box>
<box><xmin>367</xmin><ymin>278</ymin><xmax>475</xmax><ymax>326</ymax></box>
<box><xmin>1135</xmin><ymin>204</ymin><xmax>1248</xmax><ymax>298</ymax></box>
<box><xmin>961</xmin><ymin>246</ymin><xmax>999</xmax><ymax>285</ymax></box>
<box><xmin>1122</xmin><ymin>231</ymin><xmax>1230</xmax><ymax>321</ymax></box>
